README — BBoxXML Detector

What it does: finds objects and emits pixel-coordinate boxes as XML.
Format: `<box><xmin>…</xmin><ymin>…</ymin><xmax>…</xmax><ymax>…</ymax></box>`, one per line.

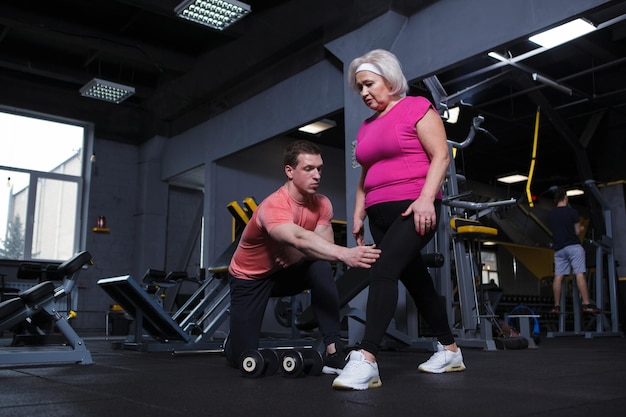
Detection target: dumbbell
<box><xmin>239</xmin><ymin>349</ymin><xmax>280</xmax><ymax>378</ymax></box>
<box><xmin>280</xmin><ymin>349</ymin><xmax>324</xmax><ymax>377</ymax></box>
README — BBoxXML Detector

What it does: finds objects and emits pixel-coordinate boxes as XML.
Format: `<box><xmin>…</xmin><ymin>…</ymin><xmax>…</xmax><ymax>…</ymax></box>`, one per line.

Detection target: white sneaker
<box><xmin>418</xmin><ymin>342</ymin><xmax>466</xmax><ymax>374</ymax></box>
<box><xmin>332</xmin><ymin>350</ymin><xmax>382</xmax><ymax>390</ymax></box>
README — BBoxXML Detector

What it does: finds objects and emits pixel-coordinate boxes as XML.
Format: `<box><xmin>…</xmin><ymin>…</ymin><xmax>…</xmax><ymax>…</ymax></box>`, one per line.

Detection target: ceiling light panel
<box><xmin>496</xmin><ymin>174</ymin><xmax>528</xmax><ymax>184</ymax></box>
<box><xmin>298</xmin><ymin>119</ymin><xmax>336</xmax><ymax>135</ymax></box>
<box><xmin>79</xmin><ymin>78</ymin><xmax>135</xmax><ymax>104</ymax></box>
<box><xmin>529</xmin><ymin>18</ymin><xmax>596</xmax><ymax>49</ymax></box>
<box><xmin>566</xmin><ymin>189</ymin><xmax>584</xmax><ymax>197</ymax></box>
<box><xmin>175</xmin><ymin>0</ymin><xmax>251</xmax><ymax>30</ymax></box>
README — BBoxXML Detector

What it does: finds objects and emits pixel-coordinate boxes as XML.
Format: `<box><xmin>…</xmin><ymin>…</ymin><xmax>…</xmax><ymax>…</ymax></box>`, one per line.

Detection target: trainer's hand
<box><xmin>274</xmin><ymin>247</ymin><xmax>305</xmax><ymax>269</ymax></box>
<box><xmin>342</xmin><ymin>244</ymin><xmax>381</xmax><ymax>268</ymax></box>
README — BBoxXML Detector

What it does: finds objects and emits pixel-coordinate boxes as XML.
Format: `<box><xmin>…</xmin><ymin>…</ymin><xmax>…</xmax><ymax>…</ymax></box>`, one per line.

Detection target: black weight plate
<box><xmin>240</xmin><ymin>350</ymin><xmax>265</xmax><ymax>378</ymax></box>
<box><xmin>260</xmin><ymin>349</ymin><xmax>280</xmax><ymax>376</ymax></box>
<box><xmin>302</xmin><ymin>350</ymin><xmax>324</xmax><ymax>376</ymax></box>
<box><xmin>280</xmin><ymin>350</ymin><xmax>304</xmax><ymax>377</ymax></box>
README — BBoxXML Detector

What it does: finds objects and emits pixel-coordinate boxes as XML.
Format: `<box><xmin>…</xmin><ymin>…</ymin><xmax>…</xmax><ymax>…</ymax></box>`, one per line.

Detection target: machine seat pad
<box><xmin>0</xmin><ymin>297</ymin><xmax>26</xmax><ymax>321</ymax></box>
<box><xmin>19</xmin><ymin>281</ymin><xmax>56</xmax><ymax>304</ymax></box>
<box><xmin>57</xmin><ymin>251</ymin><xmax>92</xmax><ymax>276</ymax></box>
<box><xmin>450</xmin><ymin>218</ymin><xmax>498</xmax><ymax>237</ymax></box>
<box><xmin>143</xmin><ymin>269</ymin><xmax>167</xmax><ymax>284</ymax></box>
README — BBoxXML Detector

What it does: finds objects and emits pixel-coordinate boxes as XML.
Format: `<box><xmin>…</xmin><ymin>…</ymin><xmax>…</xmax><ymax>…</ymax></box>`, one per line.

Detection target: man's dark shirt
<box><xmin>548</xmin><ymin>205</ymin><xmax>580</xmax><ymax>251</ymax></box>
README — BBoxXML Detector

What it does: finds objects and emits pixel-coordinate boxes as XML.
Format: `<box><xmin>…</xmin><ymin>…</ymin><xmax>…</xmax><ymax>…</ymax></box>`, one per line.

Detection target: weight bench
<box><xmin>0</xmin><ymin>251</ymin><xmax>94</xmax><ymax>366</ymax></box>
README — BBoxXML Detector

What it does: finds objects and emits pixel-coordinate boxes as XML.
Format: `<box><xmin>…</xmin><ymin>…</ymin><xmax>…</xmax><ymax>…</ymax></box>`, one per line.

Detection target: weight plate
<box><xmin>281</xmin><ymin>350</ymin><xmax>303</xmax><ymax>377</ymax></box>
<box><xmin>240</xmin><ymin>350</ymin><xmax>264</xmax><ymax>378</ymax></box>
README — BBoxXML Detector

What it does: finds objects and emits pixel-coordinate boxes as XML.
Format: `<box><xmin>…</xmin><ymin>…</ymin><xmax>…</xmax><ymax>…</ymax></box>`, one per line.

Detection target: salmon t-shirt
<box><xmin>228</xmin><ymin>185</ymin><xmax>333</xmax><ymax>280</ymax></box>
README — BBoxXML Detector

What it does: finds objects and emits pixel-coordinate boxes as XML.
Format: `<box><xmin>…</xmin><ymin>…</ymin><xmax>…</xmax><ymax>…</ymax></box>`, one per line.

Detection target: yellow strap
<box><xmin>526</xmin><ymin>108</ymin><xmax>540</xmax><ymax>208</ymax></box>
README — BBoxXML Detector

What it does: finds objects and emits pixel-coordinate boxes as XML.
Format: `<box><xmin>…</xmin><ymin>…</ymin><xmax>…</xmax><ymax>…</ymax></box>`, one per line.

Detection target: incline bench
<box><xmin>0</xmin><ymin>251</ymin><xmax>94</xmax><ymax>366</ymax></box>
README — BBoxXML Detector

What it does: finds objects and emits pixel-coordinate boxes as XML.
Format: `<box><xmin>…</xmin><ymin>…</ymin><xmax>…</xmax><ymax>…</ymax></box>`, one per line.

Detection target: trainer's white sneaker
<box><xmin>332</xmin><ymin>350</ymin><xmax>382</xmax><ymax>390</ymax></box>
<box><xmin>418</xmin><ymin>342</ymin><xmax>466</xmax><ymax>374</ymax></box>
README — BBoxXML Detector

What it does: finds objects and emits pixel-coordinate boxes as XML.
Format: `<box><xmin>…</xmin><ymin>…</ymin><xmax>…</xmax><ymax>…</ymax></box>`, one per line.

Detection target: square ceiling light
<box><xmin>497</xmin><ymin>174</ymin><xmax>528</xmax><ymax>184</ymax></box>
<box><xmin>79</xmin><ymin>78</ymin><xmax>135</xmax><ymax>104</ymax></box>
<box><xmin>529</xmin><ymin>18</ymin><xmax>596</xmax><ymax>49</ymax></box>
<box><xmin>175</xmin><ymin>0</ymin><xmax>251</xmax><ymax>30</ymax></box>
<box><xmin>298</xmin><ymin>119</ymin><xmax>336</xmax><ymax>135</ymax></box>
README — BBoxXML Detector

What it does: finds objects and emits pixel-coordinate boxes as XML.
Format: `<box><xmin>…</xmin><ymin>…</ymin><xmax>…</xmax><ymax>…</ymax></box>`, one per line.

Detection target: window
<box><xmin>0</xmin><ymin>110</ymin><xmax>89</xmax><ymax>261</ymax></box>
<box><xmin>481</xmin><ymin>250</ymin><xmax>499</xmax><ymax>286</ymax></box>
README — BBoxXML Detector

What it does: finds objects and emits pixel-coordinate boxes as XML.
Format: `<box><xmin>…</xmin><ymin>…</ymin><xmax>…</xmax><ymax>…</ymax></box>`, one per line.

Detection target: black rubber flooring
<box><xmin>1</xmin><ymin>334</ymin><xmax>626</xmax><ymax>417</ymax></box>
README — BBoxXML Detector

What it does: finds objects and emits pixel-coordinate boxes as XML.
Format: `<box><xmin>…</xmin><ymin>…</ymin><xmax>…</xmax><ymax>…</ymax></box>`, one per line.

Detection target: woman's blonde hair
<box><xmin>348</xmin><ymin>49</ymin><xmax>408</xmax><ymax>97</ymax></box>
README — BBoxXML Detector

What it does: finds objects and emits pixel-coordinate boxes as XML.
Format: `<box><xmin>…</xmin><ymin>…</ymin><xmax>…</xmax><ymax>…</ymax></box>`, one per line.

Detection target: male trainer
<box><xmin>225</xmin><ymin>140</ymin><xmax>381</xmax><ymax>374</ymax></box>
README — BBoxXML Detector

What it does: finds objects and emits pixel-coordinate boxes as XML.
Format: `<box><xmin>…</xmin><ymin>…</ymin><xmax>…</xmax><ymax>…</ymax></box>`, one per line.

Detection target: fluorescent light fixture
<box><xmin>79</xmin><ymin>78</ymin><xmax>135</xmax><ymax>104</ymax></box>
<box><xmin>443</xmin><ymin>106</ymin><xmax>460</xmax><ymax>124</ymax></box>
<box><xmin>566</xmin><ymin>188</ymin><xmax>584</xmax><ymax>197</ymax></box>
<box><xmin>529</xmin><ymin>18</ymin><xmax>596</xmax><ymax>49</ymax></box>
<box><xmin>175</xmin><ymin>0</ymin><xmax>251</xmax><ymax>30</ymax></box>
<box><xmin>298</xmin><ymin>119</ymin><xmax>336</xmax><ymax>135</ymax></box>
<box><xmin>497</xmin><ymin>174</ymin><xmax>528</xmax><ymax>184</ymax></box>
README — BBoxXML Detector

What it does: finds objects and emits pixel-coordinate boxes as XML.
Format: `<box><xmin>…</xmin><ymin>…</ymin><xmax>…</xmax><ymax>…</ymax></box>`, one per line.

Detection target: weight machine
<box><xmin>429</xmin><ymin>115</ymin><xmax>523</xmax><ymax>350</ymax></box>
<box><xmin>98</xmin><ymin>237</ymin><xmax>240</xmax><ymax>352</ymax></box>
<box><xmin>424</xmin><ymin>75</ymin><xmax>543</xmax><ymax>350</ymax></box>
<box><xmin>0</xmin><ymin>251</ymin><xmax>94</xmax><ymax>366</ymax></box>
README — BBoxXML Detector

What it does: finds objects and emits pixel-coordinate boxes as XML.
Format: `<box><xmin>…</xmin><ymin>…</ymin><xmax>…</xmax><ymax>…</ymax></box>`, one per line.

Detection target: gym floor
<box><xmin>1</xmin><ymin>334</ymin><xmax>625</xmax><ymax>417</ymax></box>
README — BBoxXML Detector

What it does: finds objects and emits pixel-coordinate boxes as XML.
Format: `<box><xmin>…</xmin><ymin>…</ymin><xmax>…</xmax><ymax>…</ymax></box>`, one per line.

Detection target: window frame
<box><xmin>0</xmin><ymin>106</ymin><xmax>93</xmax><ymax>262</ymax></box>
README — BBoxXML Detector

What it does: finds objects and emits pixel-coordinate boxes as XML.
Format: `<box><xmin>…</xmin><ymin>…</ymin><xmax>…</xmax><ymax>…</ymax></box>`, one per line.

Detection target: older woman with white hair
<box><xmin>333</xmin><ymin>49</ymin><xmax>465</xmax><ymax>391</ymax></box>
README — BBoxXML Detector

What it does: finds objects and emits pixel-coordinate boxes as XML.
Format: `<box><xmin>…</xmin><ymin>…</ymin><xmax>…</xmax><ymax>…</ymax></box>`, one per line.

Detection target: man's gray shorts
<box><xmin>554</xmin><ymin>244</ymin><xmax>586</xmax><ymax>275</ymax></box>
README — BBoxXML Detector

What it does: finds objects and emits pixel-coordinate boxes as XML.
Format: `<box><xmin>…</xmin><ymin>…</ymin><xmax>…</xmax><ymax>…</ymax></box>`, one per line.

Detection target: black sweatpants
<box><xmin>358</xmin><ymin>199</ymin><xmax>455</xmax><ymax>356</ymax></box>
<box><xmin>225</xmin><ymin>260</ymin><xmax>341</xmax><ymax>368</ymax></box>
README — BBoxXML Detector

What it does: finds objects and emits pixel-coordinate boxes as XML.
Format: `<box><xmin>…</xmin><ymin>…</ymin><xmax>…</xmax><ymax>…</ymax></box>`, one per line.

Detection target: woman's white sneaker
<box><xmin>418</xmin><ymin>342</ymin><xmax>466</xmax><ymax>374</ymax></box>
<box><xmin>332</xmin><ymin>350</ymin><xmax>382</xmax><ymax>390</ymax></box>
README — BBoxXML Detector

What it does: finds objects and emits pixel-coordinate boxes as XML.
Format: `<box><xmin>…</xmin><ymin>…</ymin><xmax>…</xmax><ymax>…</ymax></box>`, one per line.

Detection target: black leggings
<box><xmin>358</xmin><ymin>199</ymin><xmax>455</xmax><ymax>356</ymax></box>
<box><xmin>225</xmin><ymin>260</ymin><xmax>341</xmax><ymax>368</ymax></box>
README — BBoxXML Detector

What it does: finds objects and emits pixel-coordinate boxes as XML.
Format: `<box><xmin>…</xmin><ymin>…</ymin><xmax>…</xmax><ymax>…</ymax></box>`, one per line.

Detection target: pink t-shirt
<box><xmin>355</xmin><ymin>96</ymin><xmax>442</xmax><ymax>209</ymax></box>
<box><xmin>228</xmin><ymin>185</ymin><xmax>333</xmax><ymax>280</ymax></box>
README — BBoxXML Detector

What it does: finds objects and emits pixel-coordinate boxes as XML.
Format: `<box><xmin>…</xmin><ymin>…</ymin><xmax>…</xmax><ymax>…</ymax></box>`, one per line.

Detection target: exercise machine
<box><xmin>142</xmin><ymin>269</ymin><xmax>198</xmax><ymax>314</ymax></box>
<box><xmin>97</xmin><ymin>242</ymin><xmax>236</xmax><ymax>352</ymax></box>
<box><xmin>96</xmin><ymin>199</ymin><xmax>252</xmax><ymax>352</ymax></box>
<box><xmin>0</xmin><ymin>251</ymin><xmax>94</xmax><ymax>366</ymax></box>
<box><xmin>435</xmin><ymin>116</ymin><xmax>528</xmax><ymax>350</ymax></box>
